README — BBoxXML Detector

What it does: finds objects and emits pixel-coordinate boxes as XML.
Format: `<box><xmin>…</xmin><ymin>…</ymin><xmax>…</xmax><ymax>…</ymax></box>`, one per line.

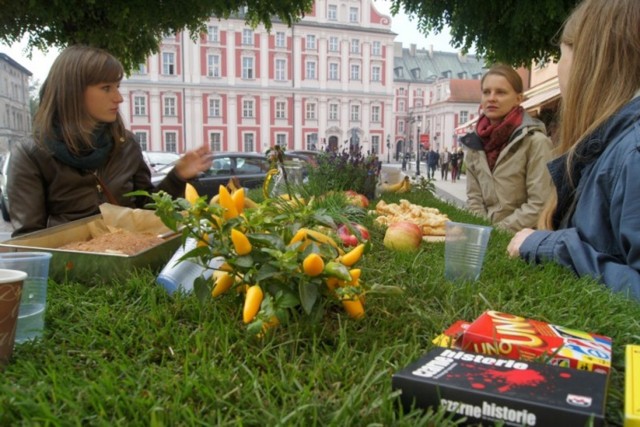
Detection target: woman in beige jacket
<box><xmin>460</xmin><ymin>65</ymin><xmax>554</xmax><ymax>232</ymax></box>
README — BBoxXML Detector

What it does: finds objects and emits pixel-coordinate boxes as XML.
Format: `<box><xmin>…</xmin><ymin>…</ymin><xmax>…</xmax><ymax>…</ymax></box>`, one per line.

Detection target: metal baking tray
<box><xmin>0</xmin><ymin>215</ymin><xmax>181</xmax><ymax>284</ymax></box>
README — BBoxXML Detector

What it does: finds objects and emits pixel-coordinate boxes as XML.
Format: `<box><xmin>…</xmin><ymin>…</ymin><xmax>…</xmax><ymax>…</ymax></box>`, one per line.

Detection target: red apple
<box><xmin>344</xmin><ymin>190</ymin><xmax>369</xmax><ymax>209</ymax></box>
<box><xmin>383</xmin><ymin>221</ymin><xmax>423</xmax><ymax>251</ymax></box>
<box><xmin>337</xmin><ymin>223</ymin><xmax>370</xmax><ymax>247</ymax></box>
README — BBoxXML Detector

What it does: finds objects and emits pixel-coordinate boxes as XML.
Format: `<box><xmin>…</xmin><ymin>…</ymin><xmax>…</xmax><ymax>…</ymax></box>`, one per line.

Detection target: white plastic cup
<box><xmin>0</xmin><ymin>252</ymin><xmax>52</xmax><ymax>343</ymax></box>
<box><xmin>444</xmin><ymin>222</ymin><xmax>492</xmax><ymax>282</ymax></box>
<box><xmin>156</xmin><ymin>237</ymin><xmax>223</xmax><ymax>295</ymax></box>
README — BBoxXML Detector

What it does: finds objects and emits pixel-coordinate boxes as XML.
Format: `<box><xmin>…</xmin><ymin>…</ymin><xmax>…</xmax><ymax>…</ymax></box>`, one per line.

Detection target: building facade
<box><xmin>120</xmin><ymin>0</ymin><xmax>486</xmax><ymax>159</ymax></box>
<box><xmin>0</xmin><ymin>53</ymin><xmax>32</xmax><ymax>153</ymax></box>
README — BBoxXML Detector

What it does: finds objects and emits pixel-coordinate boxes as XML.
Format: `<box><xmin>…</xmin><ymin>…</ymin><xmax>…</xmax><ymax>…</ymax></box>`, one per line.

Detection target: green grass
<box><xmin>2</xmin><ymin>191</ymin><xmax>638</xmax><ymax>426</ymax></box>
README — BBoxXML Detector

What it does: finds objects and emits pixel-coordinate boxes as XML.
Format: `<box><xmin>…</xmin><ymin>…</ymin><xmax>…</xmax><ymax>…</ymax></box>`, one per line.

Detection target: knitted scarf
<box><xmin>476</xmin><ymin>106</ymin><xmax>524</xmax><ymax>171</ymax></box>
<box><xmin>44</xmin><ymin>124</ymin><xmax>114</xmax><ymax>171</ymax></box>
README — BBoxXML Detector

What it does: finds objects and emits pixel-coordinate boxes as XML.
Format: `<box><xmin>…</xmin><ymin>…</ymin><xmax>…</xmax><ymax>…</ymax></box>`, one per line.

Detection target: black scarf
<box><xmin>44</xmin><ymin>124</ymin><xmax>114</xmax><ymax>171</ymax></box>
<box><xmin>550</xmin><ymin>96</ymin><xmax>640</xmax><ymax>229</ymax></box>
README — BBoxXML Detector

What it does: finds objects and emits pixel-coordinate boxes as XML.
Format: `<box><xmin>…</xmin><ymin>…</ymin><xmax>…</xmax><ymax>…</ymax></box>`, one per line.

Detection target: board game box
<box><xmin>458</xmin><ymin>311</ymin><xmax>612</xmax><ymax>374</ymax></box>
<box><xmin>392</xmin><ymin>347</ymin><xmax>608</xmax><ymax>426</ymax></box>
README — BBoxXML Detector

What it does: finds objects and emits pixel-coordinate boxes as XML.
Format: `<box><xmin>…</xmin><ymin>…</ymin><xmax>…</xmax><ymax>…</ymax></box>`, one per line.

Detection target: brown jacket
<box><xmin>461</xmin><ymin>114</ymin><xmax>554</xmax><ymax>231</ymax></box>
<box><xmin>8</xmin><ymin>134</ymin><xmax>185</xmax><ymax>236</ymax></box>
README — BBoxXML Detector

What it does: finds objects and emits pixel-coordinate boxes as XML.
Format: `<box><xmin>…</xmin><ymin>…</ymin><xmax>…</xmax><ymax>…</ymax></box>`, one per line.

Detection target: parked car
<box><xmin>0</xmin><ymin>152</ymin><xmax>10</xmax><ymax>221</ymax></box>
<box><xmin>151</xmin><ymin>151</ymin><xmax>312</xmax><ymax>198</ymax></box>
<box><xmin>142</xmin><ymin>151</ymin><xmax>180</xmax><ymax>173</ymax></box>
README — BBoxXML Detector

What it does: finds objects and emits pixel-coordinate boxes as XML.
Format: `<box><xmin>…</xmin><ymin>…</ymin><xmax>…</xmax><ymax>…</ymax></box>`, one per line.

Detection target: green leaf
<box><xmin>193</xmin><ymin>275</ymin><xmax>211</xmax><ymax>303</ymax></box>
<box><xmin>298</xmin><ymin>281</ymin><xmax>319</xmax><ymax>315</ymax></box>
<box><xmin>235</xmin><ymin>255</ymin><xmax>254</xmax><ymax>268</ymax></box>
<box><xmin>248</xmin><ymin>233</ymin><xmax>285</xmax><ymax>251</ymax></box>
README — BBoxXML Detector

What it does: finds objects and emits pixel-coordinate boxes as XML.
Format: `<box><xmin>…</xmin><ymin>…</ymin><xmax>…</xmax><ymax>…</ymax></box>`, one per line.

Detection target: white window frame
<box><xmin>164</xmin><ymin>132</ymin><xmax>177</xmax><ymax>152</ymax></box>
<box><xmin>243</xmin><ymin>99</ymin><xmax>254</xmax><ymax>118</ymax></box>
<box><xmin>371</xmin><ymin>105</ymin><xmax>380</xmax><ymax>122</ymax></box>
<box><xmin>162</xmin><ymin>52</ymin><xmax>175</xmax><ymax>75</ymax></box>
<box><xmin>243</xmin><ymin>133</ymin><xmax>255</xmax><ymax>152</ymax></box>
<box><xmin>350</xmin><ymin>64</ymin><xmax>360</xmax><ymax>81</ymax></box>
<box><xmin>350</xmin><ymin>39</ymin><xmax>360</xmax><ymax>54</ymax></box>
<box><xmin>275</xmin><ymin>58</ymin><xmax>287</xmax><ymax>81</ymax></box>
<box><xmin>242</xmin><ymin>29</ymin><xmax>254</xmax><ymax>45</ymax></box>
<box><xmin>327</xmin><ymin>5</ymin><xmax>337</xmax><ymax>20</ymax></box>
<box><xmin>350</xmin><ymin>105</ymin><xmax>360</xmax><ymax>121</ymax></box>
<box><xmin>306</xmin><ymin>34</ymin><xmax>316</xmax><ymax>50</ymax></box>
<box><xmin>208</xmin><ymin>98</ymin><xmax>221</xmax><ymax>117</ymax></box>
<box><xmin>275</xmin><ymin>32</ymin><xmax>286</xmax><ymax>48</ymax></box>
<box><xmin>207</xmin><ymin>54</ymin><xmax>220</xmax><ymax>77</ymax></box>
<box><xmin>134</xmin><ymin>96</ymin><xmax>147</xmax><ymax>116</ymax></box>
<box><xmin>135</xmin><ymin>131</ymin><xmax>148</xmax><ymax>151</ymax></box>
<box><xmin>460</xmin><ymin>110</ymin><xmax>469</xmax><ymax>124</ymax></box>
<box><xmin>328</xmin><ymin>63</ymin><xmax>339</xmax><ymax>80</ymax></box>
<box><xmin>329</xmin><ymin>103</ymin><xmax>339</xmax><ymax>120</ymax></box>
<box><xmin>329</xmin><ymin>37</ymin><xmax>339</xmax><ymax>52</ymax></box>
<box><xmin>371</xmin><ymin>135</ymin><xmax>380</xmax><ymax>154</ymax></box>
<box><xmin>242</xmin><ymin>57</ymin><xmax>254</xmax><ymax>79</ymax></box>
<box><xmin>209</xmin><ymin>132</ymin><xmax>222</xmax><ymax>151</ymax></box>
<box><xmin>349</xmin><ymin>7</ymin><xmax>359</xmax><ymax>23</ymax></box>
<box><xmin>163</xmin><ymin>97</ymin><xmax>176</xmax><ymax>116</ymax></box>
<box><xmin>371</xmin><ymin>65</ymin><xmax>381</xmax><ymax>82</ymax></box>
<box><xmin>207</xmin><ymin>25</ymin><xmax>219</xmax><ymax>42</ymax></box>
<box><xmin>398</xmin><ymin>121</ymin><xmax>405</xmax><ymax>133</ymax></box>
<box><xmin>372</xmin><ymin>41</ymin><xmax>381</xmax><ymax>56</ymax></box>
<box><xmin>275</xmin><ymin>101</ymin><xmax>286</xmax><ymax>119</ymax></box>
<box><xmin>306</xmin><ymin>60</ymin><xmax>317</xmax><ymax>80</ymax></box>
<box><xmin>306</xmin><ymin>102</ymin><xmax>317</xmax><ymax>120</ymax></box>
<box><xmin>276</xmin><ymin>133</ymin><xmax>287</xmax><ymax>147</ymax></box>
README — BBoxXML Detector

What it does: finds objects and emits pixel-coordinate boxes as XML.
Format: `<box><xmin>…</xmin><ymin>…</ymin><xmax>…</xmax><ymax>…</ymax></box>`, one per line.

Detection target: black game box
<box><xmin>392</xmin><ymin>348</ymin><xmax>608</xmax><ymax>426</ymax></box>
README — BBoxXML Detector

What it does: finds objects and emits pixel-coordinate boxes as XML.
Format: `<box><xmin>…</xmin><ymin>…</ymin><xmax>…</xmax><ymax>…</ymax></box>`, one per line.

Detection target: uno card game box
<box><xmin>459</xmin><ymin>311</ymin><xmax>612</xmax><ymax>374</ymax></box>
<box><xmin>392</xmin><ymin>347</ymin><xmax>608</xmax><ymax>426</ymax></box>
<box><xmin>626</xmin><ymin>345</ymin><xmax>640</xmax><ymax>427</ymax></box>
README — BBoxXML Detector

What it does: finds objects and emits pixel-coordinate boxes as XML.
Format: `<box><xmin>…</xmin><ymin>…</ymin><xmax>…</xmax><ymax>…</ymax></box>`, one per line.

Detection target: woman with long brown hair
<box><xmin>507</xmin><ymin>0</ymin><xmax>640</xmax><ymax>300</ymax></box>
<box><xmin>8</xmin><ymin>45</ymin><xmax>212</xmax><ymax>236</ymax></box>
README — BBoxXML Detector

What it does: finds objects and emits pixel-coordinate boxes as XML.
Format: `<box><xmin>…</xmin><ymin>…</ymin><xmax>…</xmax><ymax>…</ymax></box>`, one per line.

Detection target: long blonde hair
<box><xmin>539</xmin><ymin>0</ymin><xmax>640</xmax><ymax>229</ymax></box>
<box><xmin>34</xmin><ymin>45</ymin><xmax>126</xmax><ymax>155</ymax></box>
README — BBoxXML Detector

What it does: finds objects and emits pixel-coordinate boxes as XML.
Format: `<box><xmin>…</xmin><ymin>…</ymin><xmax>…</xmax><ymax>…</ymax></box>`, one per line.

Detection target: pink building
<box><xmin>120</xmin><ymin>0</ymin><xmax>486</xmax><ymax>158</ymax></box>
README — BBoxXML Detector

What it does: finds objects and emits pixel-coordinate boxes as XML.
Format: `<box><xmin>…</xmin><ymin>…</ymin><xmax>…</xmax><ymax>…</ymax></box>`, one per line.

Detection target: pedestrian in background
<box><xmin>508</xmin><ymin>0</ymin><xmax>640</xmax><ymax>300</ymax></box>
<box><xmin>440</xmin><ymin>148</ymin><xmax>450</xmax><ymax>180</ymax></box>
<box><xmin>449</xmin><ymin>148</ymin><xmax>461</xmax><ymax>183</ymax></box>
<box><xmin>455</xmin><ymin>148</ymin><xmax>464</xmax><ymax>180</ymax></box>
<box><xmin>460</xmin><ymin>64</ymin><xmax>553</xmax><ymax>231</ymax></box>
<box><xmin>426</xmin><ymin>148</ymin><xmax>440</xmax><ymax>179</ymax></box>
<box><xmin>8</xmin><ymin>45</ymin><xmax>212</xmax><ymax>237</ymax></box>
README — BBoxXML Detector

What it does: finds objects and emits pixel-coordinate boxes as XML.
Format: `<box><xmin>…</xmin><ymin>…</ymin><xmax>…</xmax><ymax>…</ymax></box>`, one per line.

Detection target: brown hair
<box><xmin>34</xmin><ymin>45</ymin><xmax>126</xmax><ymax>155</ymax></box>
<box><xmin>539</xmin><ymin>0</ymin><xmax>640</xmax><ymax>229</ymax></box>
<box><xmin>481</xmin><ymin>64</ymin><xmax>524</xmax><ymax>94</ymax></box>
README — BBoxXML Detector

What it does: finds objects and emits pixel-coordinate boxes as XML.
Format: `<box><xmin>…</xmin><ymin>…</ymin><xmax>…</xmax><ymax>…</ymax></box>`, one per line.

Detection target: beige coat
<box><xmin>461</xmin><ymin>114</ymin><xmax>554</xmax><ymax>231</ymax></box>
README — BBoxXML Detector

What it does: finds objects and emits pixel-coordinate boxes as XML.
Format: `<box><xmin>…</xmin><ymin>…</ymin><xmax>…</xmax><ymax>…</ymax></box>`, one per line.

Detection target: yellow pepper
<box><xmin>243</xmin><ymin>285</ymin><xmax>263</xmax><ymax>323</ymax></box>
<box><xmin>231</xmin><ymin>229</ymin><xmax>252</xmax><ymax>256</ymax></box>
<box><xmin>185</xmin><ymin>183</ymin><xmax>199</xmax><ymax>205</ymax></box>
<box><xmin>342</xmin><ymin>299</ymin><xmax>365</xmax><ymax>319</ymax></box>
<box><xmin>231</xmin><ymin>187</ymin><xmax>245</xmax><ymax>214</ymax></box>
<box><xmin>211</xmin><ymin>270</ymin><xmax>234</xmax><ymax>297</ymax></box>
<box><xmin>218</xmin><ymin>185</ymin><xmax>239</xmax><ymax>219</ymax></box>
<box><xmin>339</xmin><ymin>243</ymin><xmax>365</xmax><ymax>267</ymax></box>
<box><xmin>302</xmin><ymin>253</ymin><xmax>325</xmax><ymax>277</ymax></box>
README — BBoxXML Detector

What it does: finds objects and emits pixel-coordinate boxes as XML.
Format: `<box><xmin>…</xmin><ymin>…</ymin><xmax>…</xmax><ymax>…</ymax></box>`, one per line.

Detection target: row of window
<box><xmin>204</xmin><ymin>6</ymin><xmax>363</xmax><ymax>46</ymax></box>
<box><xmin>132</xmin><ymin>96</ymin><xmax>384</xmax><ymax>123</ymax></box>
<box><xmin>136</xmin><ymin>131</ymin><xmax>383</xmax><ymax>155</ymax></box>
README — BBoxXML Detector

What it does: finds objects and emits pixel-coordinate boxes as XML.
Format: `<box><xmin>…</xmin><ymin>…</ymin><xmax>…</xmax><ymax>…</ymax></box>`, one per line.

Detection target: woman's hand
<box><xmin>174</xmin><ymin>145</ymin><xmax>212</xmax><ymax>180</ymax></box>
<box><xmin>507</xmin><ymin>228</ymin><xmax>535</xmax><ymax>258</ymax></box>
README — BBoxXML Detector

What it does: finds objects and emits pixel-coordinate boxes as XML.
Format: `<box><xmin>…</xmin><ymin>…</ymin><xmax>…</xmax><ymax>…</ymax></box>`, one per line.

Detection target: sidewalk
<box><xmin>381</xmin><ymin>161</ymin><xmax>468</xmax><ymax>209</ymax></box>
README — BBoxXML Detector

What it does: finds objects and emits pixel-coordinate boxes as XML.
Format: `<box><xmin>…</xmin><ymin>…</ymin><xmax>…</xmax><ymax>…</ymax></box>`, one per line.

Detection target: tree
<box><xmin>388</xmin><ymin>0</ymin><xmax>580</xmax><ymax>66</ymax></box>
<box><xmin>0</xmin><ymin>0</ymin><xmax>313</xmax><ymax>72</ymax></box>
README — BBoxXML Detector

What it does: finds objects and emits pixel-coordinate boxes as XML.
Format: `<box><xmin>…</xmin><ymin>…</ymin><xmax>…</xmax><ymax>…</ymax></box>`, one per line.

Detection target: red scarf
<box><xmin>476</xmin><ymin>106</ymin><xmax>524</xmax><ymax>171</ymax></box>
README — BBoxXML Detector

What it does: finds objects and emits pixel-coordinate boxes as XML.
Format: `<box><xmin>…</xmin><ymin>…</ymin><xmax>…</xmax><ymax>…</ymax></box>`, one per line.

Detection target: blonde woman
<box><xmin>8</xmin><ymin>45</ymin><xmax>212</xmax><ymax>236</ymax></box>
<box><xmin>508</xmin><ymin>0</ymin><xmax>640</xmax><ymax>300</ymax></box>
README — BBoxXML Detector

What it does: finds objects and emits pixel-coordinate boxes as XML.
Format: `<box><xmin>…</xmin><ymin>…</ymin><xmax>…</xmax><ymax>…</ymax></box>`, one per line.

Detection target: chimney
<box><xmin>429</xmin><ymin>44</ymin><xmax>434</xmax><ymax>58</ymax></box>
<box><xmin>410</xmin><ymin>43</ymin><xmax>416</xmax><ymax>56</ymax></box>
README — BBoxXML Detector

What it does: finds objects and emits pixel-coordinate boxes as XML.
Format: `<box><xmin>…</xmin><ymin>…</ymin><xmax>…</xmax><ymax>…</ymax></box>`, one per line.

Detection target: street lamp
<box><xmin>415</xmin><ymin>119</ymin><xmax>422</xmax><ymax>176</ymax></box>
<box><xmin>386</xmin><ymin>134</ymin><xmax>391</xmax><ymax>163</ymax></box>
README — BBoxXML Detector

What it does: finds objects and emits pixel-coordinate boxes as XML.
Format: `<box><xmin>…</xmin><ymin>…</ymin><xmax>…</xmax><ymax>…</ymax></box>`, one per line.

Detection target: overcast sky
<box><xmin>0</xmin><ymin>0</ymin><xmax>459</xmax><ymax>84</ymax></box>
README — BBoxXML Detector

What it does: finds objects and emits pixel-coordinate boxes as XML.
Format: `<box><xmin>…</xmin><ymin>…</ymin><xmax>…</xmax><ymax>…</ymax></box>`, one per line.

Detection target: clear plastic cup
<box><xmin>444</xmin><ymin>222</ymin><xmax>492</xmax><ymax>282</ymax></box>
<box><xmin>0</xmin><ymin>252</ymin><xmax>52</xmax><ymax>343</ymax></box>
